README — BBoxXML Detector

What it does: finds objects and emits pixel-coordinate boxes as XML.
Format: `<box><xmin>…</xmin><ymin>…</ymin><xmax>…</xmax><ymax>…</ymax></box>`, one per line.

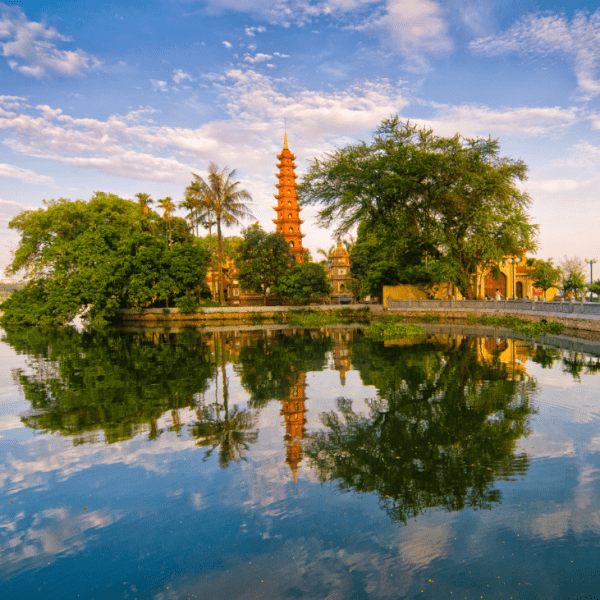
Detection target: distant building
<box><xmin>327</xmin><ymin>244</ymin><xmax>353</xmax><ymax>302</ymax></box>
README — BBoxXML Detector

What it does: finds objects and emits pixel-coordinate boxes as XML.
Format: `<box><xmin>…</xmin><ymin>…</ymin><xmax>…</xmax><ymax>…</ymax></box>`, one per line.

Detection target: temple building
<box><xmin>327</xmin><ymin>243</ymin><xmax>353</xmax><ymax>301</ymax></box>
<box><xmin>273</xmin><ymin>133</ymin><xmax>306</xmax><ymax>263</ymax></box>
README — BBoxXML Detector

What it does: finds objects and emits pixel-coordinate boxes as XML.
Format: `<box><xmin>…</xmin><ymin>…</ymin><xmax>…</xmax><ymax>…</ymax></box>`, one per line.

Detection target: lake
<box><xmin>1</xmin><ymin>325</ymin><xmax>600</xmax><ymax>600</ymax></box>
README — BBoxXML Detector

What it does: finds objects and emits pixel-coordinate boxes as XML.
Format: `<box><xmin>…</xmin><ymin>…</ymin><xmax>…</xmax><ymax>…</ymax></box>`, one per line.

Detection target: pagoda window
<box><xmin>287</xmin><ymin>179</ymin><xmax>291</xmax><ymax>183</ymax></box>
<box><xmin>290</xmin><ymin>241</ymin><xmax>294</xmax><ymax>247</ymax></box>
<box><xmin>289</xmin><ymin>227</ymin><xmax>294</xmax><ymax>233</ymax></box>
<box><xmin>287</xmin><ymin>201</ymin><xmax>291</xmax><ymax>206</ymax></box>
<box><xmin>288</xmin><ymin>213</ymin><xmax>292</xmax><ymax>219</ymax></box>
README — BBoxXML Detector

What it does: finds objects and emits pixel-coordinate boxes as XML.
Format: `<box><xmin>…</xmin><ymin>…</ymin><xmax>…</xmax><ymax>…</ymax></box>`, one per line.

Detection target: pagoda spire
<box><xmin>283</xmin><ymin>130</ymin><xmax>289</xmax><ymax>150</ymax></box>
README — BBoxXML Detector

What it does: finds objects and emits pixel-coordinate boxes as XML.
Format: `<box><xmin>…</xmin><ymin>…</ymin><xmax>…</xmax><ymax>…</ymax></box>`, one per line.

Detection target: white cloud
<box><xmin>245</xmin><ymin>26</ymin><xmax>266</xmax><ymax>36</ymax></box>
<box><xmin>0</xmin><ymin>4</ymin><xmax>103</xmax><ymax>77</ymax></box>
<box><xmin>150</xmin><ymin>79</ymin><xmax>168</xmax><ymax>92</ymax></box>
<box><xmin>0</xmin><ymin>163</ymin><xmax>54</xmax><ymax>185</ymax></box>
<box><xmin>222</xmin><ymin>40</ymin><xmax>232</xmax><ymax>48</ymax></box>
<box><xmin>423</xmin><ymin>102</ymin><xmax>581</xmax><ymax>137</ymax></box>
<box><xmin>172</xmin><ymin>69</ymin><xmax>194</xmax><ymax>84</ymax></box>
<box><xmin>376</xmin><ymin>0</ymin><xmax>452</xmax><ymax>70</ymax></box>
<box><xmin>244</xmin><ymin>53</ymin><xmax>273</xmax><ymax>63</ymax></box>
<box><xmin>273</xmin><ymin>52</ymin><xmax>290</xmax><ymax>58</ymax></box>
<box><xmin>470</xmin><ymin>10</ymin><xmax>600</xmax><ymax>100</ymax></box>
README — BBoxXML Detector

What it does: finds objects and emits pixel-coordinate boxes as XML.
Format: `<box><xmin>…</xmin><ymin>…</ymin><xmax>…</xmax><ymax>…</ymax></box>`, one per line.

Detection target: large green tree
<box><xmin>188</xmin><ymin>164</ymin><xmax>254</xmax><ymax>304</ymax></box>
<box><xmin>273</xmin><ymin>261</ymin><xmax>332</xmax><ymax>304</ymax></box>
<box><xmin>235</xmin><ymin>223</ymin><xmax>295</xmax><ymax>305</ymax></box>
<box><xmin>299</xmin><ymin>117</ymin><xmax>538</xmax><ymax>297</ymax></box>
<box><xmin>1</xmin><ymin>192</ymin><xmax>208</xmax><ymax>326</ymax></box>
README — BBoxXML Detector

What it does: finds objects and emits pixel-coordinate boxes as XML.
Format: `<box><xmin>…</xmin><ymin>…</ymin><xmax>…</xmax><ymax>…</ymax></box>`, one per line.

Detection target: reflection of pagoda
<box><xmin>280</xmin><ymin>370</ymin><xmax>308</xmax><ymax>483</ymax></box>
<box><xmin>273</xmin><ymin>133</ymin><xmax>306</xmax><ymax>263</ymax></box>
<box><xmin>331</xmin><ymin>328</ymin><xmax>353</xmax><ymax>385</ymax></box>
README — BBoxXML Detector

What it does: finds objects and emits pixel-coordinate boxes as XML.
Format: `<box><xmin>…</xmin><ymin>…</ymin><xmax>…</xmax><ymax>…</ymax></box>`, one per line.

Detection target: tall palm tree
<box><xmin>185</xmin><ymin>179</ymin><xmax>217</xmax><ymax>300</ymax></box>
<box><xmin>157</xmin><ymin>196</ymin><xmax>176</xmax><ymax>248</ymax></box>
<box><xmin>188</xmin><ymin>164</ymin><xmax>254</xmax><ymax>304</ymax></box>
<box><xmin>135</xmin><ymin>192</ymin><xmax>153</xmax><ymax>216</ymax></box>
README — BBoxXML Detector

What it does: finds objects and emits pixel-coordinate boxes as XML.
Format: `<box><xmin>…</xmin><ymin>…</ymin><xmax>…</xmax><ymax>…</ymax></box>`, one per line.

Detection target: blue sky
<box><xmin>1</xmin><ymin>0</ymin><xmax>599</xmax><ymax>277</ymax></box>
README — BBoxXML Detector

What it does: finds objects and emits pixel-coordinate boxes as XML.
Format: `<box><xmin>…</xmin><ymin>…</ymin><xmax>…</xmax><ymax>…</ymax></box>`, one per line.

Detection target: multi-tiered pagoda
<box><xmin>273</xmin><ymin>133</ymin><xmax>305</xmax><ymax>262</ymax></box>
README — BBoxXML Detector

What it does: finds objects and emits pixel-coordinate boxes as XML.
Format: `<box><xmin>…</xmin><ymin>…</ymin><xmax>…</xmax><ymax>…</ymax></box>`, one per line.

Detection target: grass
<box><xmin>287</xmin><ymin>307</ymin><xmax>371</xmax><ymax>327</ymax></box>
<box><xmin>466</xmin><ymin>314</ymin><xmax>564</xmax><ymax>336</ymax></box>
<box><xmin>363</xmin><ymin>322</ymin><xmax>425</xmax><ymax>341</ymax></box>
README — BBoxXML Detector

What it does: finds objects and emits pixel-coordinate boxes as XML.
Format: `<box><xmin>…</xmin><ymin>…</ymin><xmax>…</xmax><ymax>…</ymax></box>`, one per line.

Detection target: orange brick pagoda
<box><xmin>273</xmin><ymin>133</ymin><xmax>305</xmax><ymax>263</ymax></box>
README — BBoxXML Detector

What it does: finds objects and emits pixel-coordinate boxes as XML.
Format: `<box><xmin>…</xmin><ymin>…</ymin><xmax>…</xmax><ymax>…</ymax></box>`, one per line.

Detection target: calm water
<box><xmin>1</xmin><ymin>325</ymin><xmax>600</xmax><ymax>600</ymax></box>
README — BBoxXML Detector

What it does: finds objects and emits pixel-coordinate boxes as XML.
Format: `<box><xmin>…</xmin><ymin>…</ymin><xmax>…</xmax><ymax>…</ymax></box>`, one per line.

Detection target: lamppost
<box><xmin>586</xmin><ymin>258</ymin><xmax>597</xmax><ymax>300</ymax></box>
<box><xmin>511</xmin><ymin>257</ymin><xmax>519</xmax><ymax>300</ymax></box>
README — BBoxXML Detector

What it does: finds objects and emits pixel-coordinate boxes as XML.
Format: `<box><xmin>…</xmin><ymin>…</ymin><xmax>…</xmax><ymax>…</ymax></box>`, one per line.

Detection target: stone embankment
<box><xmin>117</xmin><ymin>304</ymin><xmax>384</xmax><ymax>325</ymax></box>
<box><xmin>115</xmin><ymin>300</ymin><xmax>600</xmax><ymax>337</ymax></box>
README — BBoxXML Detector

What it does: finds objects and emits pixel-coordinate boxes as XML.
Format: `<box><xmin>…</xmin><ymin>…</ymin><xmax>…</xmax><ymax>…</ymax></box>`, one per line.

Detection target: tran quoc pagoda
<box><xmin>273</xmin><ymin>132</ymin><xmax>306</xmax><ymax>263</ymax></box>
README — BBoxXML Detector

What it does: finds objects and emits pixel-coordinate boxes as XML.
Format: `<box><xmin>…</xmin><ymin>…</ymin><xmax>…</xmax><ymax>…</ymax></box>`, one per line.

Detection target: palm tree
<box><xmin>135</xmin><ymin>192</ymin><xmax>153</xmax><ymax>216</ymax></box>
<box><xmin>157</xmin><ymin>196</ymin><xmax>176</xmax><ymax>248</ymax></box>
<box><xmin>188</xmin><ymin>164</ymin><xmax>254</xmax><ymax>304</ymax></box>
<box><xmin>185</xmin><ymin>179</ymin><xmax>217</xmax><ymax>300</ymax></box>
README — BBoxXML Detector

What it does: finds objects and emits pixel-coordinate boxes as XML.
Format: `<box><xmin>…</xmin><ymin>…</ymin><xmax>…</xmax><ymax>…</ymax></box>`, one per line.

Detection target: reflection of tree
<box><xmin>305</xmin><ymin>334</ymin><xmax>536</xmax><ymax>524</ymax></box>
<box><xmin>3</xmin><ymin>326</ymin><xmax>213</xmax><ymax>444</ymax></box>
<box><xmin>562</xmin><ymin>353</ymin><xmax>600</xmax><ymax>380</ymax></box>
<box><xmin>188</xmin><ymin>331</ymin><xmax>258</xmax><ymax>467</ymax></box>
<box><xmin>531</xmin><ymin>346</ymin><xmax>561</xmax><ymax>369</ymax></box>
<box><xmin>235</xmin><ymin>330</ymin><xmax>332</xmax><ymax>407</ymax></box>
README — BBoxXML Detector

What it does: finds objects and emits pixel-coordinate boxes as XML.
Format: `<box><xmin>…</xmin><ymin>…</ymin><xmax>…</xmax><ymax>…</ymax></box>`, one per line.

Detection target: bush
<box><xmin>175</xmin><ymin>295</ymin><xmax>200</xmax><ymax>313</ymax></box>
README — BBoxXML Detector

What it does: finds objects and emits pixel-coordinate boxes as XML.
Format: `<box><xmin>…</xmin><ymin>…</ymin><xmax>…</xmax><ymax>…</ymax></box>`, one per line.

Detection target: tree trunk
<box><xmin>217</xmin><ymin>218</ymin><xmax>225</xmax><ymax>305</ymax></box>
<box><xmin>208</xmin><ymin>225</ymin><xmax>216</xmax><ymax>302</ymax></box>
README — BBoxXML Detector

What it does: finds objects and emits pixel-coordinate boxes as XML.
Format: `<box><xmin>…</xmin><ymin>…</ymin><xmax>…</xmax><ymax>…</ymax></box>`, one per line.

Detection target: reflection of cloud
<box><xmin>0</xmin><ymin>420</ymin><xmax>201</xmax><ymax>495</ymax></box>
<box><xmin>0</xmin><ymin>506</ymin><xmax>122</xmax><ymax>577</ymax></box>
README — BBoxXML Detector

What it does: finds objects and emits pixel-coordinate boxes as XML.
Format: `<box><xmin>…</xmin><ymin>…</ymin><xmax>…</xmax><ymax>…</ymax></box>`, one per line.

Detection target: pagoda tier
<box><xmin>273</xmin><ymin>132</ymin><xmax>306</xmax><ymax>262</ymax></box>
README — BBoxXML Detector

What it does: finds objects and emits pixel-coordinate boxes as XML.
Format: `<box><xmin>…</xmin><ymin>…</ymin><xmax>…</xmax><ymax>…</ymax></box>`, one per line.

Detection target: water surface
<box><xmin>1</xmin><ymin>325</ymin><xmax>600</xmax><ymax>599</ymax></box>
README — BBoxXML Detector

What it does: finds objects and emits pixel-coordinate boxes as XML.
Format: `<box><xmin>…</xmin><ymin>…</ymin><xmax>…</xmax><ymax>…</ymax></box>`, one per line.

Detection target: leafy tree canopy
<box><xmin>273</xmin><ymin>261</ymin><xmax>332</xmax><ymax>304</ymax></box>
<box><xmin>299</xmin><ymin>117</ymin><xmax>538</xmax><ymax>296</ymax></box>
<box><xmin>235</xmin><ymin>223</ymin><xmax>295</xmax><ymax>304</ymax></box>
<box><xmin>1</xmin><ymin>192</ymin><xmax>208</xmax><ymax>327</ymax></box>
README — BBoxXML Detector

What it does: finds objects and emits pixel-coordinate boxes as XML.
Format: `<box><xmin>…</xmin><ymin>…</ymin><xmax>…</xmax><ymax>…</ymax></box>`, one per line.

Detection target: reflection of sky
<box><xmin>2</xmin><ymin>333</ymin><xmax>600</xmax><ymax>599</ymax></box>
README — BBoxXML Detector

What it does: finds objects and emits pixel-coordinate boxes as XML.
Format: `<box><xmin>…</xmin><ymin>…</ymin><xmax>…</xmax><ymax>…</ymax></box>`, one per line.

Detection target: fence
<box><xmin>386</xmin><ymin>297</ymin><xmax>600</xmax><ymax>317</ymax></box>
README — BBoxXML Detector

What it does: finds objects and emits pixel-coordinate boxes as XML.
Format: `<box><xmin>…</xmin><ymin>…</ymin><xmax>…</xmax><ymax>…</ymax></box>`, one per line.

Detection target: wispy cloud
<box><xmin>376</xmin><ymin>0</ymin><xmax>452</xmax><ymax>71</ymax></box>
<box><xmin>150</xmin><ymin>79</ymin><xmax>168</xmax><ymax>92</ymax></box>
<box><xmin>470</xmin><ymin>10</ymin><xmax>600</xmax><ymax>100</ymax></box>
<box><xmin>245</xmin><ymin>26</ymin><xmax>266</xmax><ymax>36</ymax></box>
<box><xmin>0</xmin><ymin>163</ymin><xmax>54</xmax><ymax>185</ymax></box>
<box><xmin>243</xmin><ymin>53</ymin><xmax>272</xmax><ymax>64</ymax></box>
<box><xmin>222</xmin><ymin>40</ymin><xmax>232</xmax><ymax>48</ymax></box>
<box><xmin>0</xmin><ymin>4</ymin><xmax>103</xmax><ymax>77</ymax></box>
<box><xmin>172</xmin><ymin>69</ymin><xmax>194</xmax><ymax>84</ymax></box>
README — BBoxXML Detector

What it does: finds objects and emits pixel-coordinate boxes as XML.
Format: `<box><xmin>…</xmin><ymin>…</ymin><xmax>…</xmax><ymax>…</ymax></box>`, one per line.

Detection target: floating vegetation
<box><xmin>466</xmin><ymin>314</ymin><xmax>564</xmax><ymax>336</ymax></box>
<box><xmin>363</xmin><ymin>322</ymin><xmax>425</xmax><ymax>341</ymax></box>
<box><xmin>288</xmin><ymin>307</ymin><xmax>370</xmax><ymax>327</ymax></box>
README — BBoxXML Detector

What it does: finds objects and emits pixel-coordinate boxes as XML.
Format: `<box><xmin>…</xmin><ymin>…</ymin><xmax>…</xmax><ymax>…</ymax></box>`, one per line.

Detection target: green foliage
<box><xmin>363</xmin><ymin>322</ymin><xmax>424</xmax><ymax>340</ymax></box>
<box><xmin>235</xmin><ymin>223</ymin><xmax>295</xmax><ymax>304</ymax></box>
<box><xmin>562</xmin><ymin>272</ymin><xmax>586</xmax><ymax>299</ymax></box>
<box><xmin>234</xmin><ymin>330</ymin><xmax>333</xmax><ymax>408</ymax></box>
<box><xmin>0</xmin><ymin>193</ymin><xmax>208</xmax><ymax>327</ymax></box>
<box><xmin>299</xmin><ymin>117</ymin><xmax>538</xmax><ymax>297</ymax></box>
<box><xmin>287</xmin><ymin>307</ymin><xmax>370</xmax><ymax>327</ymax></box>
<box><xmin>175</xmin><ymin>295</ymin><xmax>200</xmax><ymax>313</ymax></box>
<box><xmin>419</xmin><ymin>313</ymin><xmax>441</xmax><ymax>323</ymax></box>
<box><xmin>465</xmin><ymin>314</ymin><xmax>564</xmax><ymax>336</ymax></box>
<box><xmin>588</xmin><ymin>279</ymin><xmax>600</xmax><ymax>301</ymax></box>
<box><xmin>273</xmin><ymin>261</ymin><xmax>332</xmax><ymax>304</ymax></box>
<box><xmin>2</xmin><ymin>326</ymin><xmax>213</xmax><ymax>443</ymax></box>
<box><xmin>527</xmin><ymin>258</ymin><xmax>561</xmax><ymax>296</ymax></box>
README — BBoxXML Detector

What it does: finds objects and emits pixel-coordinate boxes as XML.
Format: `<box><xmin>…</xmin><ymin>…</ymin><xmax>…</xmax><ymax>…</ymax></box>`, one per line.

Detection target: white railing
<box><xmin>387</xmin><ymin>297</ymin><xmax>600</xmax><ymax>317</ymax></box>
